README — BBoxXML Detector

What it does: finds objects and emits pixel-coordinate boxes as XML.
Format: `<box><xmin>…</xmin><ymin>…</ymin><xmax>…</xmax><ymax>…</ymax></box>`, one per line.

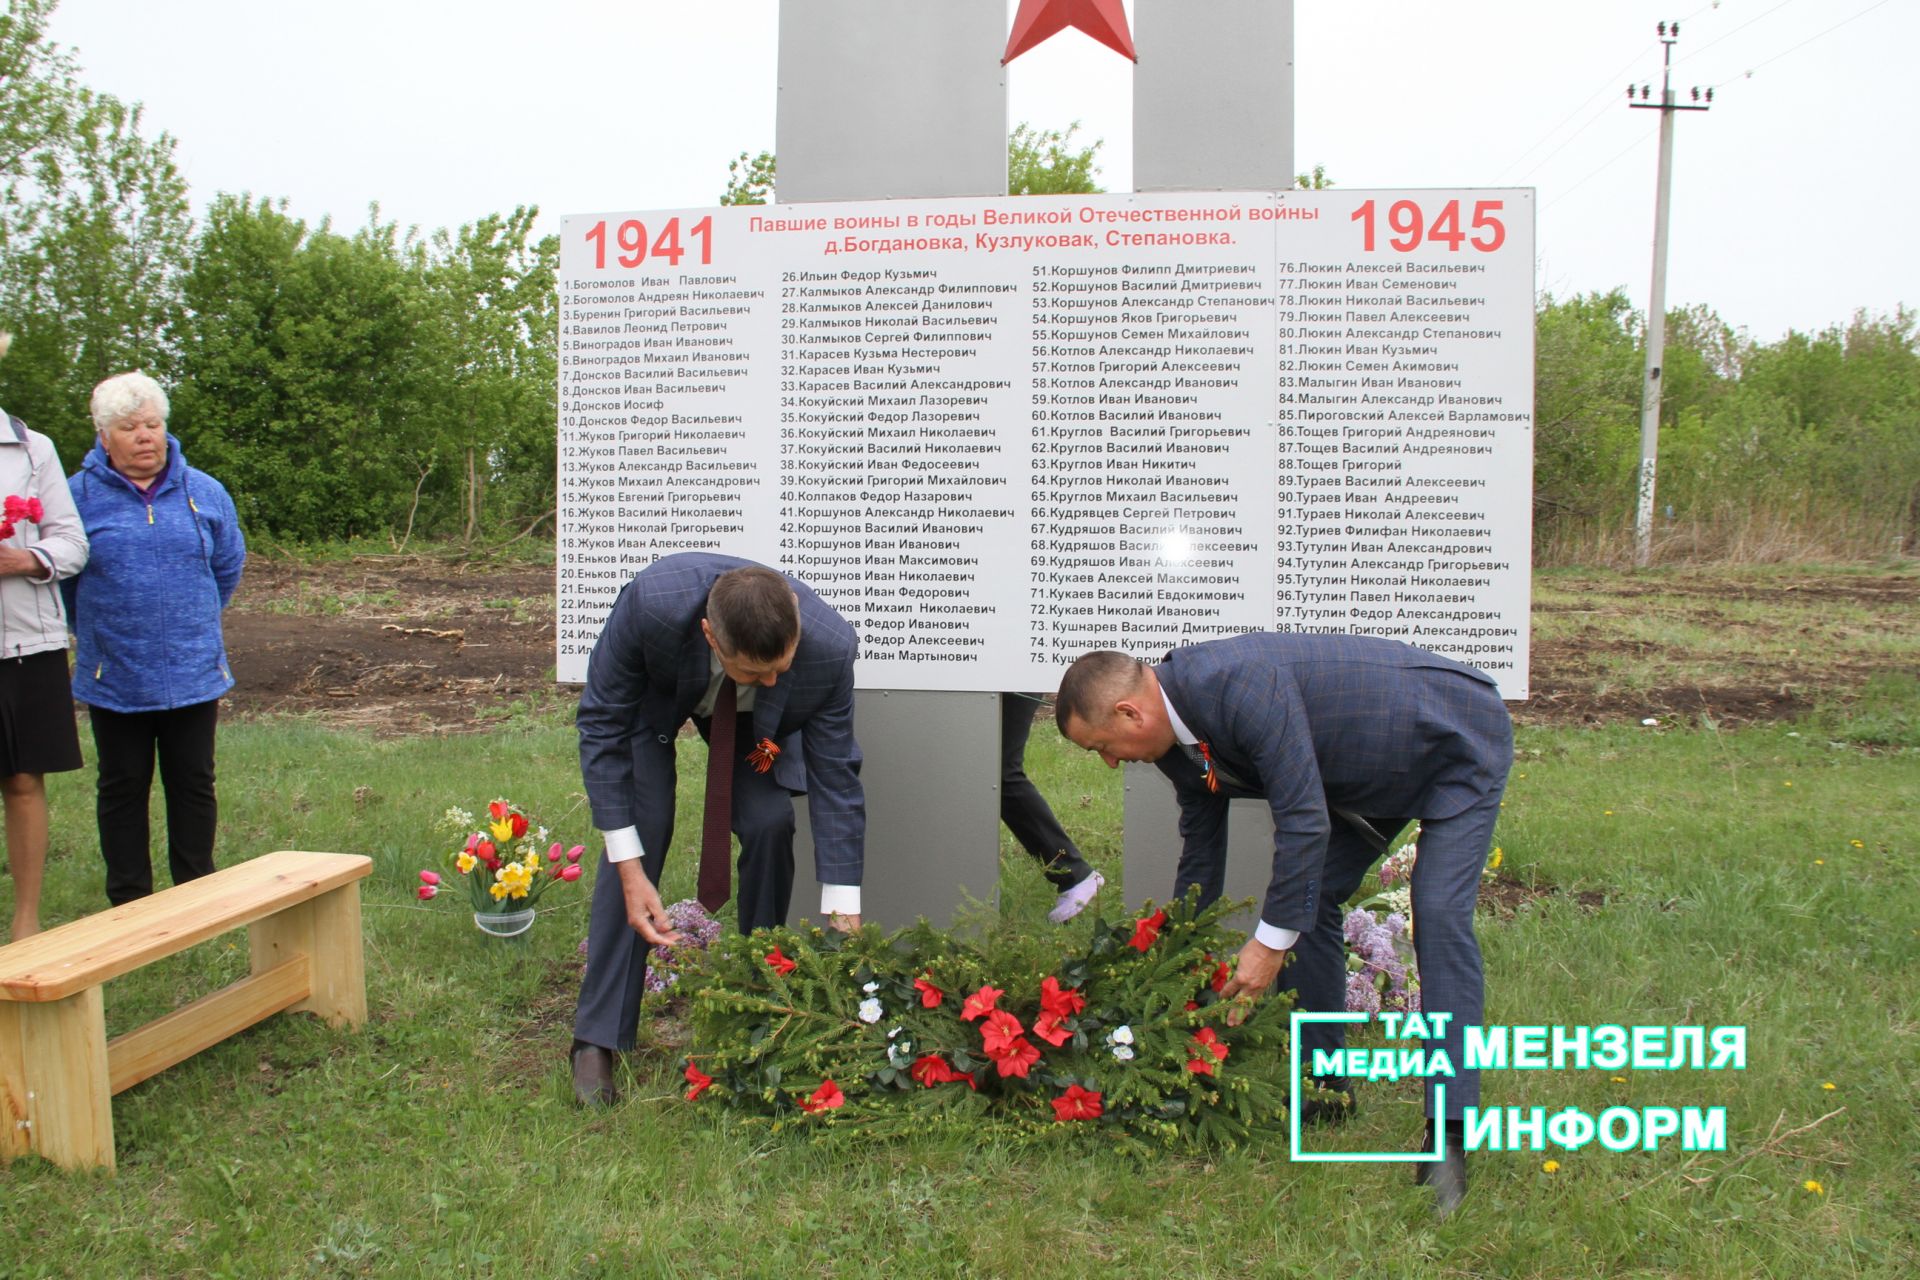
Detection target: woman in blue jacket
<box><xmin>66</xmin><ymin>372</ymin><xmax>245</xmax><ymax>905</ymax></box>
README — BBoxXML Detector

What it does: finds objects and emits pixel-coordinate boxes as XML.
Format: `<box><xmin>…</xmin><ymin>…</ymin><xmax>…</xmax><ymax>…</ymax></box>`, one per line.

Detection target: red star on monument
<box><xmin>1003</xmin><ymin>0</ymin><xmax>1137</xmax><ymax>65</ymax></box>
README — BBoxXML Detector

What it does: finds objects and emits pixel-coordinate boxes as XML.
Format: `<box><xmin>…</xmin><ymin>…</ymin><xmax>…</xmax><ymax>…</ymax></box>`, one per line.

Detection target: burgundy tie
<box><xmin>698</xmin><ymin>678</ymin><xmax>737</xmax><ymax>912</ymax></box>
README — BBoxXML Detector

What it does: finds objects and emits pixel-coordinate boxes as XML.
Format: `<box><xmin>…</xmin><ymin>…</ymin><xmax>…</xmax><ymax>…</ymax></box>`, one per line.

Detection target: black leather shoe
<box><xmin>570</xmin><ymin>1039</ymin><xmax>617</xmax><ymax>1108</ymax></box>
<box><xmin>1296</xmin><ymin>1079</ymin><xmax>1355</xmax><ymax>1126</ymax></box>
<box><xmin>1427</xmin><ymin>1144</ymin><xmax>1468</xmax><ymax>1218</ymax></box>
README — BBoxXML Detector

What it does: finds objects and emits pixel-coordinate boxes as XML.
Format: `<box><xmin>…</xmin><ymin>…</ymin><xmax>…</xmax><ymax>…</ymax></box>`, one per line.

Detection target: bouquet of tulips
<box><xmin>418</xmin><ymin>799</ymin><xmax>586</xmax><ymax>914</ymax></box>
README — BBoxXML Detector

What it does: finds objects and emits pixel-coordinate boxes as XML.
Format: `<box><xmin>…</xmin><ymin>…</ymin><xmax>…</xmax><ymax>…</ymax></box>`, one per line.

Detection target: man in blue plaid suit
<box><xmin>570</xmin><ymin>553</ymin><xmax>865</xmax><ymax>1104</ymax></box>
<box><xmin>1055</xmin><ymin>634</ymin><xmax>1512</xmax><ymax>1216</ymax></box>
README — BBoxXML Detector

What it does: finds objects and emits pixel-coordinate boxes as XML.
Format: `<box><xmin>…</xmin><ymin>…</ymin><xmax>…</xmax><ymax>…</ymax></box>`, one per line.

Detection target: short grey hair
<box><xmin>90</xmin><ymin>371</ymin><xmax>170</xmax><ymax>432</ymax></box>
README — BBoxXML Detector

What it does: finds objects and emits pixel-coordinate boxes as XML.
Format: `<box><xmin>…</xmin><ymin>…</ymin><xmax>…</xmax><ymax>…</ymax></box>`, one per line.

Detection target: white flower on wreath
<box><xmin>858</xmin><ymin>998</ymin><xmax>884</xmax><ymax>1024</ymax></box>
<box><xmin>1107</xmin><ymin>1025</ymin><xmax>1136</xmax><ymax>1061</ymax></box>
<box><xmin>863</xmin><ymin>981</ymin><xmax>880</xmax><ymax>994</ymax></box>
<box><xmin>887</xmin><ymin>1039</ymin><xmax>914</xmax><ymax>1068</ymax></box>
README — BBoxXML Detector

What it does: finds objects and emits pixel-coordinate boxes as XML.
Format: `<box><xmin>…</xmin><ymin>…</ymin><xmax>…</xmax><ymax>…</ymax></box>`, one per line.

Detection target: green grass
<box><xmin>4</xmin><ymin>695</ymin><xmax>1916</xmax><ymax>1278</ymax></box>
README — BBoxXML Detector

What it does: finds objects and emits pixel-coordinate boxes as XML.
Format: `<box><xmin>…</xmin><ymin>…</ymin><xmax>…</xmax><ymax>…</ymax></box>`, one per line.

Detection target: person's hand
<box><xmin>1218</xmin><ymin>935</ymin><xmax>1288</xmax><ymax>1022</ymax></box>
<box><xmin>0</xmin><ymin>547</ymin><xmax>44</xmax><ymax>579</ymax></box>
<box><xmin>828</xmin><ymin>912</ymin><xmax>861</xmax><ymax>934</ymax></box>
<box><xmin>616</xmin><ymin>861</ymin><xmax>683</xmax><ymax>946</ymax></box>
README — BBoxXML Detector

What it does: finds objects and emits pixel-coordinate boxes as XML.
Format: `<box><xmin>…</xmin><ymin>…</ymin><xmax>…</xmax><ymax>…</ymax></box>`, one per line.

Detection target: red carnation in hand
<box><xmin>913</xmin><ymin>975</ymin><xmax>944</xmax><ymax>1008</ymax></box>
<box><xmin>1128</xmin><ymin>909</ymin><xmax>1169</xmax><ymax>952</ymax></box>
<box><xmin>684</xmin><ymin>1060</ymin><xmax>713</xmax><ymax>1101</ymax></box>
<box><xmin>1051</xmin><ymin>1083</ymin><xmax>1104</xmax><ymax>1122</ymax></box>
<box><xmin>959</xmin><ymin>984</ymin><xmax>1003</xmax><ymax>1022</ymax></box>
<box><xmin>765</xmin><ymin>946</ymin><xmax>797</xmax><ymax>977</ymax></box>
<box><xmin>797</xmin><ymin>1079</ymin><xmax>845</xmax><ymax>1113</ymax></box>
<box><xmin>23</xmin><ymin>497</ymin><xmax>40</xmax><ymax>522</ymax></box>
<box><xmin>1038</xmin><ymin>975</ymin><xmax>1086</xmax><ymax>1019</ymax></box>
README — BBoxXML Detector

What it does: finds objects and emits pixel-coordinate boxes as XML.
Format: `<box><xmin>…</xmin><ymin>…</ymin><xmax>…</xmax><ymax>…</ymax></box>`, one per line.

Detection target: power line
<box><xmin>1539</xmin><ymin>121</ymin><xmax>1659</xmax><ymax>211</ymax></box>
<box><xmin>1686</xmin><ymin>0</ymin><xmax>1800</xmax><ymax>61</ymax></box>
<box><xmin>1708</xmin><ymin>0</ymin><xmax>1896</xmax><ymax>88</ymax></box>
<box><xmin>1497</xmin><ymin>1</ymin><xmax>1724</xmax><ymax>185</ymax></box>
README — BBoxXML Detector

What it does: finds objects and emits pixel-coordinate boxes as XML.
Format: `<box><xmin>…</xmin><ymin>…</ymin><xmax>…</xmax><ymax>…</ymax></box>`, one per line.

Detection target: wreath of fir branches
<box><xmin>679</xmin><ymin>889</ymin><xmax>1334</xmax><ymax>1152</ymax></box>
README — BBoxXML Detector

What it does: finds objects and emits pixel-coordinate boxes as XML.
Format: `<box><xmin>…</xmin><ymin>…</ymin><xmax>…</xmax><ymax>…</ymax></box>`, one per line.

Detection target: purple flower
<box><xmin>1345</xmin><ymin>971</ymin><xmax>1382</xmax><ymax>1014</ymax></box>
<box><xmin>643</xmin><ymin>899</ymin><xmax>724</xmax><ymax>995</ymax></box>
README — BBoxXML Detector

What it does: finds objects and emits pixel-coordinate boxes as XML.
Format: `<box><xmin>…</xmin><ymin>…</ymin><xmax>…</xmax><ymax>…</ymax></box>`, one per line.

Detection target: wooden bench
<box><xmin>0</xmin><ymin>850</ymin><xmax>372</xmax><ymax>1172</ymax></box>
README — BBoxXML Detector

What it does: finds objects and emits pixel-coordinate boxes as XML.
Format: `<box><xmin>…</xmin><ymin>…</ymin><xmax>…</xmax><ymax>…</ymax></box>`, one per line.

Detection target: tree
<box><xmin>720</xmin><ymin>150</ymin><xmax>776</xmax><ymax>206</ymax></box>
<box><xmin>718</xmin><ymin>124</ymin><xmax>1108</xmax><ymax>203</ymax></box>
<box><xmin>1007</xmin><ymin>122</ymin><xmax>1104</xmax><ymax>195</ymax></box>
<box><xmin>1294</xmin><ymin>164</ymin><xmax>1334</xmax><ymax>190</ymax></box>
<box><xmin>0</xmin><ymin>0</ymin><xmax>190</xmax><ymax>455</ymax></box>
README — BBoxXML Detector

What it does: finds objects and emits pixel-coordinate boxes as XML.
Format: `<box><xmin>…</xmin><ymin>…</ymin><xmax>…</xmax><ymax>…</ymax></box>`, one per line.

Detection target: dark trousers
<box><xmin>1000</xmin><ymin>695</ymin><xmax>1095</xmax><ymax>890</ymax></box>
<box><xmin>1280</xmin><ymin>787</ymin><xmax>1506</xmax><ymax>1120</ymax></box>
<box><xmin>89</xmin><ymin>700</ymin><xmax>221</xmax><ymax>906</ymax></box>
<box><xmin>574</xmin><ymin>711</ymin><xmax>797</xmax><ymax>1051</ymax></box>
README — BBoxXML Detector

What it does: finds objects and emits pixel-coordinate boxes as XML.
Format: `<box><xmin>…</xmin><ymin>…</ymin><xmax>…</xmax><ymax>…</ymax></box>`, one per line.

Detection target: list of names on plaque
<box><xmin>558</xmin><ymin>192</ymin><xmax>1533</xmax><ymax>696</ymax></box>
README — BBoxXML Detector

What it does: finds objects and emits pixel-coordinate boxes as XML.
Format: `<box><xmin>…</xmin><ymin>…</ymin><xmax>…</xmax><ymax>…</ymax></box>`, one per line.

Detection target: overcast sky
<box><xmin>44</xmin><ymin>0</ymin><xmax>1917</xmax><ymax>342</ymax></box>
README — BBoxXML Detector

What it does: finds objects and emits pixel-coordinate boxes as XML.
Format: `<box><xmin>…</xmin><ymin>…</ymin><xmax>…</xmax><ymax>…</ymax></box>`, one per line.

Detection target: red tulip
<box><xmin>419</xmin><ymin>870</ymin><xmax>441</xmax><ymax>885</ymax></box>
<box><xmin>509</xmin><ymin>813</ymin><xmax>529</xmax><ymax>839</ymax></box>
<box><xmin>566</xmin><ymin>845</ymin><xmax>585</xmax><ymax>863</ymax></box>
<box><xmin>546</xmin><ymin>843</ymin><xmax>562</xmax><ymax>862</ymax></box>
<box><xmin>416</xmin><ymin>884</ymin><xmax>438</xmax><ymax>900</ymax></box>
<box><xmin>558</xmin><ymin>864</ymin><xmax>582</xmax><ymax>882</ymax></box>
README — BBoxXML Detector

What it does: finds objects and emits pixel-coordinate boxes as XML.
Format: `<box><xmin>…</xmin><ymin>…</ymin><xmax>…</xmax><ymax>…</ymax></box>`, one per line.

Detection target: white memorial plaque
<box><xmin>557</xmin><ymin>191</ymin><xmax>1533</xmax><ymax>697</ymax></box>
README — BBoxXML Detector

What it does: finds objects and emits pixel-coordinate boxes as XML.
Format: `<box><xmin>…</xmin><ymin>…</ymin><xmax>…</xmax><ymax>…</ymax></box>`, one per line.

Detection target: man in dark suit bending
<box><xmin>570</xmin><ymin>553</ymin><xmax>865</xmax><ymax>1105</ymax></box>
<box><xmin>1054</xmin><ymin>635</ymin><xmax>1512</xmax><ymax>1217</ymax></box>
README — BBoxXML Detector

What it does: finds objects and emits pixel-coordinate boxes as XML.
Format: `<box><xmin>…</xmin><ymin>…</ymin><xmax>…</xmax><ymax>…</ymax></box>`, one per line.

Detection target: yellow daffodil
<box><xmin>456</xmin><ymin>852</ymin><xmax>477</xmax><ymax>874</ymax></box>
<box><xmin>1802</xmin><ymin>1179</ymin><xmax>1823</xmax><ymax>1195</ymax></box>
<box><xmin>490</xmin><ymin>882</ymin><xmax>509</xmax><ymax>900</ymax></box>
<box><xmin>1542</xmin><ymin>1160</ymin><xmax>1560</xmax><ymax>1173</ymax></box>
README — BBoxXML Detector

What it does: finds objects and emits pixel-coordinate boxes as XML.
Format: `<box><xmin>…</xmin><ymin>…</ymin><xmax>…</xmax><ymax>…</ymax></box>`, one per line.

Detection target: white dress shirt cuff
<box><xmin>1254</xmin><ymin>921</ymin><xmax>1300</xmax><ymax>951</ymax></box>
<box><xmin>602</xmin><ymin>826</ymin><xmax>645</xmax><ymax>864</ymax></box>
<box><xmin>819</xmin><ymin>884</ymin><xmax>861</xmax><ymax>916</ymax></box>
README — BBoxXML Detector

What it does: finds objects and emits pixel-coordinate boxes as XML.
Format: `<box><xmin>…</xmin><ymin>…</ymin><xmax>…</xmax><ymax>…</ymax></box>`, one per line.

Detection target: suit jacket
<box><xmin>577</xmin><ymin>552</ymin><xmax>866</xmax><ymax>883</ymax></box>
<box><xmin>1153</xmin><ymin>632</ymin><xmax>1512</xmax><ymax>933</ymax></box>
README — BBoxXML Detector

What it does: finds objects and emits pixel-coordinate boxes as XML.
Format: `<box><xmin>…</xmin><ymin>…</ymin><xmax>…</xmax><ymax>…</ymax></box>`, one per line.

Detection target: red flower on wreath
<box><xmin>1037</xmin><ymin>975</ymin><xmax>1086</xmax><ymax>1019</ymax></box>
<box><xmin>1031</xmin><ymin>1012</ymin><xmax>1072</xmax><ymax>1048</ymax></box>
<box><xmin>913</xmin><ymin>975</ymin><xmax>944</xmax><ymax>1008</ymax></box>
<box><xmin>797</xmin><ymin>1079</ymin><xmax>845</xmax><ymax>1113</ymax></box>
<box><xmin>1128</xmin><ymin>909</ymin><xmax>1169</xmax><ymax>952</ymax></box>
<box><xmin>1186</xmin><ymin>1025</ymin><xmax>1231</xmax><ymax>1076</ymax></box>
<box><xmin>987</xmin><ymin>1035</ymin><xmax>1041</xmax><ymax>1079</ymax></box>
<box><xmin>1051</xmin><ymin>1083</ymin><xmax>1104</xmax><ymax>1123</ymax></box>
<box><xmin>959</xmin><ymin>985</ymin><xmax>1003</xmax><ymax>1022</ymax></box>
<box><xmin>684</xmin><ymin>1060</ymin><xmax>713</xmax><ymax>1100</ymax></box>
<box><xmin>1208</xmin><ymin>958</ymin><xmax>1231</xmax><ymax>994</ymax></box>
<box><xmin>909</xmin><ymin>1054</ymin><xmax>975</xmax><ymax>1090</ymax></box>
<box><xmin>978</xmin><ymin>1008</ymin><xmax>1025</xmax><ymax>1056</ymax></box>
<box><xmin>765</xmin><ymin>946</ymin><xmax>797</xmax><ymax>976</ymax></box>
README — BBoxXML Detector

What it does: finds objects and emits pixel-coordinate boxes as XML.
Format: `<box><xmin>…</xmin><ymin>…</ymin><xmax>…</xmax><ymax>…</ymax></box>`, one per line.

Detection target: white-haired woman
<box><xmin>0</xmin><ymin>331</ymin><xmax>90</xmax><ymax>939</ymax></box>
<box><xmin>65</xmin><ymin>371</ymin><xmax>244</xmax><ymax>906</ymax></box>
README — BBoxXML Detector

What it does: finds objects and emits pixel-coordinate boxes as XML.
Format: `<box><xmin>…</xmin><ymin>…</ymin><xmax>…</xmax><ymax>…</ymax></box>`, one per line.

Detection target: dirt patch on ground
<box><xmin>217</xmin><ymin>558</ymin><xmax>1913</xmax><ymax>733</ymax></box>
<box><xmin>1478</xmin><ymin>874</ymin><xmax>1608</xmax><ymax>920</ymax></box>
<box><xmin>223</xmin><ymin>557</ymin><xmax>561</xmax><ymax>734</ymax></box>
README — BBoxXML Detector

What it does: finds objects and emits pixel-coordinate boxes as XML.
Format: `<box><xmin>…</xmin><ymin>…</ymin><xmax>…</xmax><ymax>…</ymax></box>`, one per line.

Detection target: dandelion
<box><xmin>1543</xmin><ymin>1160</ymin><xmax>1560</xmax><ymax>1173</ymax></box>
<box><xmin>1802</xmin><ymin>1179</ymin><xmax>1823</xmax><ymax>1195</ymax></box>
<box><xmin>1611</xmin><ymin>1076</ymin><xmax>1627</xmax><ymax>1084</ymax></box>
<box><xmin>1604</xmin><ymin>810</ymin><xmax>1615</xmax><ymax>816</ymax></box>
<box><xmin>1821</xmin><ymin>1081</ymin><xmax>1836</xmax><ymax>1091</ymax></box>
<box><xmin>1814</xmin><ymin>859</ymin><xmax>1824</xmax><ymax>866</ymax></box>
<box><xmin>1488</xmin><ymin>847</ymin><xmax>1503</xmax><ymax>870</ymax></box>
<box><xmin>1849</xmin><ymin>840</ymin><xmax>1864</xmax><ymax>849</ymax></box>
<box><xmin>1782</xmin><ymin>781</ymin><xmax>1794</xmax><ymax>788</ymax></box>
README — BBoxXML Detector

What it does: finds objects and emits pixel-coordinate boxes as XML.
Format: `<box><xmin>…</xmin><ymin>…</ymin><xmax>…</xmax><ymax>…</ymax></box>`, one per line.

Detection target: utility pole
<box><xmin>1629</xmin><ymin>22</ymin><xmax>1711</xmax><ymax>567</ymax></box>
